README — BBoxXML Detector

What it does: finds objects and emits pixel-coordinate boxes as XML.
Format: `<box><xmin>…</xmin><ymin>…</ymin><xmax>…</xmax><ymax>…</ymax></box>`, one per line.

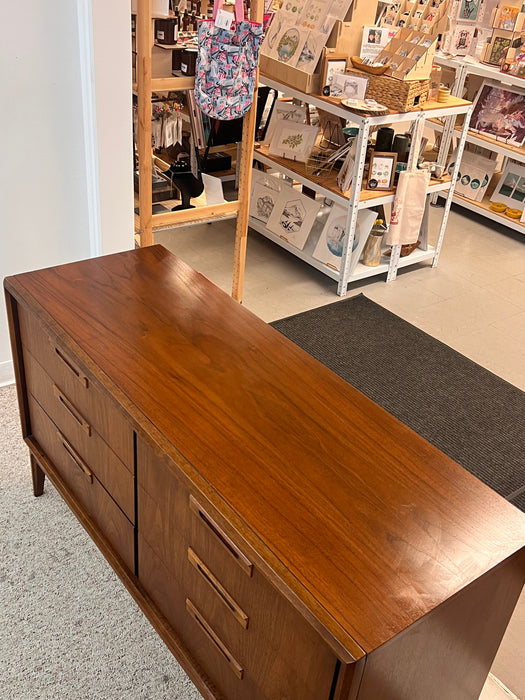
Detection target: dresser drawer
<box><xmin>18</xmin><ymin>305</ymin><xmax>133</xmax><ymax>469</ymax></box>
<box><xmin>29</xmin><ymin>395</ymin><xmax>135</xmax><ymax>572</ymax></box>
<box><xmin>24</xmin><ymin>349</ymin><xmax>135</xmax><ymax>523</ymax></box>
<box><xmin>137</xmin><ymin>440</ymin><xmax>338</xmax><ymax>700</ymax></box>
<box><xmin>139</xmin><ymin>535</ymin><xmax>266</xmax><ymax>700</ymax></box>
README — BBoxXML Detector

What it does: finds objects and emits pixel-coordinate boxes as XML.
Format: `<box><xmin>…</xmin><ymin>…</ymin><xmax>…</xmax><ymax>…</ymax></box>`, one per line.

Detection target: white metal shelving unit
<box><xmin>433</xmin><ymin>54</ymin><xmax>525</xmax><ymax>235</ymax></box>
<box><xmin>254</xmin><ymin>75</ymin><xmax>472</xmax><ymax>296</ymax></box>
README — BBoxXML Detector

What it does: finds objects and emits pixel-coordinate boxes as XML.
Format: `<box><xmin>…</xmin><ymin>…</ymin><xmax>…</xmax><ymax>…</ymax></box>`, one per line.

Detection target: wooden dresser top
<box><xmin>6</xmin><ymin>245</ymin><xmax>525</xmax><ymax>657</ymax></box>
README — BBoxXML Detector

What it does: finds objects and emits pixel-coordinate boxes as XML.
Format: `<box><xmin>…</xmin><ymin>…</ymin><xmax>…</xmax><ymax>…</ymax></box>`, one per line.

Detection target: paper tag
<box><xmin>215</xmin><ymin>9</ymin><xmax>234</xmax><ymax>30</ymax></box>
<box><xmin>202</xmin><ymin>173</ymin><xmax>225</xmax><ymax>205</ymax></box>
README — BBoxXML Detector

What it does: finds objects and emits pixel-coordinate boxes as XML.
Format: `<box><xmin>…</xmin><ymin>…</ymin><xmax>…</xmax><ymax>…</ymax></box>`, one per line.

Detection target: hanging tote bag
<box><xmin>385</xmin><ymin>169</ymin><xmax>430</xmax><ymax>246</ymax></box>
<box><xmin>194</xmin><ymin>0</ymin><xmax>263</xmax><ymax>121</ymax></box>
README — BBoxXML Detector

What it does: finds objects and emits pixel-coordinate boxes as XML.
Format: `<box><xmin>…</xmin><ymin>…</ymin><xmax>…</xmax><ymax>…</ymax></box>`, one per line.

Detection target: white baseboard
<box><xmin>0</xmin><ymin>360</ymin><xmax>15</xmax><ymax>387</ymax></box>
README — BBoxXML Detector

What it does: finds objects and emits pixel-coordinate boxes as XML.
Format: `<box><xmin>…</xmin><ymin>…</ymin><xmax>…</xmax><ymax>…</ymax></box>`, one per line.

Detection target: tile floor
<box><xmin>156</xmin><ymin>202</ymin><xmax>525</xmax><ymax>699</ymax></box>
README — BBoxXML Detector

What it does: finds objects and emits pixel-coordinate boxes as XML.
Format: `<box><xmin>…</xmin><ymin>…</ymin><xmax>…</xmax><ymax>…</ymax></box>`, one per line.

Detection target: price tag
<box><xmin>215</xmin><ymin>9</ymin><xmax>234</xmax><ymax>30</ymax></box>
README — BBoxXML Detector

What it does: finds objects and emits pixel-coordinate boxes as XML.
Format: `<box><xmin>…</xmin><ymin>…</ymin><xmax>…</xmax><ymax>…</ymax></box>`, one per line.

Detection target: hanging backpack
<box><xmin>194</xmin><ymin>0</ymin><xmax>263</xmax><ymax>121</ymax></box>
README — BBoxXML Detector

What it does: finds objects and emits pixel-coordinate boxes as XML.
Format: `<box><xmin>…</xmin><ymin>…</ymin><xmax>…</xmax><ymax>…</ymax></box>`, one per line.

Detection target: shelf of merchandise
<box><xmin>254</xmin><ymin>75</ymin><xmax>472</xmax><ymax>296</ymax></box>
<box><xmin>135</xmin><ymin>0</ymin><xmax>263</xmax><ymax>300</ymax></box>
<box><xmin>432</xmin><ymin>55</ymin><xmax>525</xmax><ymax>233</ymax></box>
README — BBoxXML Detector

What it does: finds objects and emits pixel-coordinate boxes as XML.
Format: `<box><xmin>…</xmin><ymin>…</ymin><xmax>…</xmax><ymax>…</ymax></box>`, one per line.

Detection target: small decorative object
<box><xmin>362</xmin><ymin>219</ymin><xmax>386</xmax><ymax>266</ymax></box>
<box><xmin>505</xmin><ymin>207</ymin><xmax>522</xmax><ymax>218</ymax></box>
<box><xmin>341</xmin><ymin>97</ymin><xmax>389</xmax><ymax>114</ymax></box>
<box><xmin>490</xmin><ymin>201</ymin><xmax>507</xmax><ymax>212</ymax></box>
<box><xmin>350</xmin><ymin>56</ymin><xmax>391</xmax><ymax>74</ymax></box>
<box><xmin>437</xmin><ymin>85</ymin><xmax>451</xmax><ymax>102</ymax></box>
<box><xmin>366</xmin><ymin>152</ymin><xmax>397</xmax><ymax>190</ymax></box>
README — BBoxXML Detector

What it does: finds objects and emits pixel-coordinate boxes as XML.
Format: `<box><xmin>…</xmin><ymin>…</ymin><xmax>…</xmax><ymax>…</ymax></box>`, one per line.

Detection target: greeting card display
<box><xmin>374</xmin><ymin>28</ymin><xmax>437</xmax><ymax>80</ymax></box>
<box><xmin>260</xmin><ymin>0</ymin><xmax>355</xmax><ymax>75</ymax></box>
<box><xmin>380</xmin><ymin>0</ymin><xmax>450</xmax><ymax>36</ymax></box>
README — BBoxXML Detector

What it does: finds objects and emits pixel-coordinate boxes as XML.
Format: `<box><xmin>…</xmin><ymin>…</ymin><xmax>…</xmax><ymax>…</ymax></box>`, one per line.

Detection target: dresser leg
<box><xmin>31</xmin><ymin>455</ymin><xmax>45</xmax><ymax>496</ymax></box>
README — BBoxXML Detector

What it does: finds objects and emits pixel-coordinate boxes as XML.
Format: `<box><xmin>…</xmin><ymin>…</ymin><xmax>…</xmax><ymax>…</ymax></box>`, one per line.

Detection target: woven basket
<box><xmin>346</xmin><ymin>69</ymin><xmax>429</xmax><ymax>113</ymax></box>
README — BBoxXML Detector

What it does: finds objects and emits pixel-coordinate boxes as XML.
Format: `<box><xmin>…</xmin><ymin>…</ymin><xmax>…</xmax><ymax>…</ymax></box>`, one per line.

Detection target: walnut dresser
<box><xmin>4</xmin><ymin>245</ymin><xmax>525</xmax><ymax>700</ymax></box>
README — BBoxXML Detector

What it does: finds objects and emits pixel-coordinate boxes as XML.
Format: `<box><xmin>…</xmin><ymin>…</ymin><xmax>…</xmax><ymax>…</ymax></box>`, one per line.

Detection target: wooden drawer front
<box><xmin>24</xmin><ymin>350</ymin><xmax>135</xmax><ymax>523</ymax></box>
<box><xmin>137</xmin><ymin>436</ymin><xmax>189</xmax><ymax>560</ymax></box>
<box><xmin>29</xmin><ymin>395</ymin><xmax>135</xmax><ymax>572</ymax></box>
<box><xmin>139</xmin><ymin>536</ymin><xmax>267</xmax><ymax>700</ymax></box>
<box><xmin>138</xmin><ymin>440</ymin><xmax>338</xmax><ymax>700</ymax></box>
<box><xmin>188</xmin><ymin>505</ymin><xmax>338</xmax><ymax>700</ymax></box>
<box><xmin>18</xmin><ymin>305</ymin><xmax>133</xmax><ymax>469</ymax></box>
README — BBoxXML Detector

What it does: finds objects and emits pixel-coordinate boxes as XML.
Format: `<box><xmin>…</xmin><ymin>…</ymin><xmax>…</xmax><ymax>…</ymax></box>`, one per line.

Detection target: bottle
<box><xmin>362</xmin><ymin>219</ymin><xmax>385</xmax><ymax>267</ymax></box>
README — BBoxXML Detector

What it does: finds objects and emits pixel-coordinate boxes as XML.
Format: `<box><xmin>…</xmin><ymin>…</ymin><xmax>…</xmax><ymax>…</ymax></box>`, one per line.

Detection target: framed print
<box><xmin>366</xmin><ymin>152</ymin><xmax>397</xmax><ymax>190</ymax></box>
<box><xmin>265</xmin><ymin>189</ymin><xmax>321</xmax><ymax>249</ymax></box>
<box><xmin>312</xmin><ymin>206</ymin><xmax>376</xmax><ymax>273</ymax></box>
<box><xmin>329</xmin><ymin>72</ymin><xmax>368</xmax><ymax>99</ymax></box>
<box><xmin>268</xmin><ymin>122</ymin><xmax>319</xmax><ymax>162</ymax></box>
<box><xmin>470</xmin><ymin>81</ymin><xmax>525</xmax><ymax>147</ymax></box>
<box><xmin>321</xmin><ymin>53</ymin><xmax>348</xmax><ymax>96</ymax></box>
<box><xmin>490</xmin><ymin>162</ymin><xmax>525</xmax><ymax>210</ymax></box>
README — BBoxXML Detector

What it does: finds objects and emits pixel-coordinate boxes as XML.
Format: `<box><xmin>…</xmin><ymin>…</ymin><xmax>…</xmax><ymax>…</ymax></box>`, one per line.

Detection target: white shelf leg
<box><xmin>337</xmin><ymin>121</ymin><xmax>371</xmax><ymax>297</ymax></box>
<box><xmin>433</xmin><ymin>102</ymin><xmax>474</xmax><ymax>267</ymax></box>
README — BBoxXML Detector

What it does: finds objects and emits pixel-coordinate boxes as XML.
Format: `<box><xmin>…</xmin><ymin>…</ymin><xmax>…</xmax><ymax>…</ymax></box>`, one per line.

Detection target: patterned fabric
<box><xmin>195</xmin><ymin>18</ymin><xmax>263</xmax><ymax>121</ymax></box>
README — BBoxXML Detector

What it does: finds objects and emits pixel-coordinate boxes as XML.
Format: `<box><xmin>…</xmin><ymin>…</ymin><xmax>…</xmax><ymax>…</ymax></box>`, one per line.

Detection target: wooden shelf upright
<box><xmin>135</xmin><ymin>0</ymin><xmax>263</xmax><ymax>300</ymax></box>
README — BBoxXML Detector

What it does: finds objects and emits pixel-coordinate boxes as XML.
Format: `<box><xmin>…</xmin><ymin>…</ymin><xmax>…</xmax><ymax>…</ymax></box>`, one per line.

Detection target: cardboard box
<box><xmin>259</xmin><ymin>55</ymin><xmax>321</xmax><ymax>94</ymax></box>
<box><xmin>131</xmin><ymin>0</ymin><xmax>170</xmax><ymax>17</ymax></box>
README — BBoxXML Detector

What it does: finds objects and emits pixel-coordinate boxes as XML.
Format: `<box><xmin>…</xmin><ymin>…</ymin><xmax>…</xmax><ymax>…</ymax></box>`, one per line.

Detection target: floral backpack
<box><xmin>194</xmin><ymin>0</ymin><xmax>263</xmax><ymax>121</ymax></box>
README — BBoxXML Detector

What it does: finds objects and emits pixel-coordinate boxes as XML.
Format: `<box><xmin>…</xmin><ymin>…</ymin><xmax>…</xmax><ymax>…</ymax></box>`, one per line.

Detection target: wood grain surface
<box><xmin>5</xmin><ymin>245</ymin><xmax>525</xmax><ymax>655</ymax></box>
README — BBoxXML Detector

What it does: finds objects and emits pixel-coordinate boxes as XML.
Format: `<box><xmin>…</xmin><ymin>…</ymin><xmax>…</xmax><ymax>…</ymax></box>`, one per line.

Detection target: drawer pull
<box><xmin>55</xmin><ymin>347</ymin><xmax>89</xmax><ymax>388</ymax></box>
<box><xmin>189</xmin><ymin>496</ymin><xmax>253</xmax><ymax>577</ymax></box>
<box><xmin>185</xmin><ymin>599</ymin><xmax>244</xmax><ymax>680</ymax></box>
<box><xmin>188</xmin><ymin>548</ymin><xmax>249</xmax><ymax>629</ymax></box>
<box><xmin>59</xmin><ymin>434</ymin><xmax>93</xmax><ymax>483</ymax></box>
<box><xmin>53</xmin><ymin>385</ymin><xmax>91</xmax><ymax>436</ymax></box>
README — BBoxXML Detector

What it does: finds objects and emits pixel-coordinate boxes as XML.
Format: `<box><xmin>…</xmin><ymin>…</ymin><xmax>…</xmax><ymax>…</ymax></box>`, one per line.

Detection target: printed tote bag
<box><xmin>195</xmin><ymin>0</ymin><xmax>263</xmax><ymax>121</ymax></box>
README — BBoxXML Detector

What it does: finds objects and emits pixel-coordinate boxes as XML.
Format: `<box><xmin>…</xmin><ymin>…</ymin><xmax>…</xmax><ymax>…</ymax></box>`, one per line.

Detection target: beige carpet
<box><xmin>0</xmin><ymin>384</ymin><xmax>201</xmax><ymax>700</ymax></box>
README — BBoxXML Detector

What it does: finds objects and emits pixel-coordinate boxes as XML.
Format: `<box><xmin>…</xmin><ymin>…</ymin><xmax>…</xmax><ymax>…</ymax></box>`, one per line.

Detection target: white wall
<box><xmin>0</xmin><ymin>1</ymin><xmax>134</xmax><ymax>385</ymax></box>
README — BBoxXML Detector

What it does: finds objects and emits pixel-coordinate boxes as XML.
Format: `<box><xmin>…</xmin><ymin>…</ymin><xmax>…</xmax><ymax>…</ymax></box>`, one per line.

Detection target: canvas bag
<box><xmin>385</xmin><ymin>169</ymin><xmax>430</xmax><ymax>245</ymax></box>
<box><xmin>194</xmin><ymin>0</ymin><xmax>263</xmax><ymax>121</ymax></box>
